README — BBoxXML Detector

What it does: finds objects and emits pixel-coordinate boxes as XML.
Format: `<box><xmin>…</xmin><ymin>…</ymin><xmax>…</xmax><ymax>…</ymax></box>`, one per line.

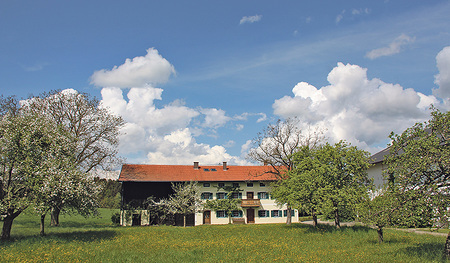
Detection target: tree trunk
<box><xmin>377</xmin><ymin>226</ymin><xmax>383</xmax><ymax>243</ymax></box>
<box><xmin>334</xmin><ymin>209</ymin><xmax>340</xmax><ymax>229</ymax></box>
<box><xmin>286</xmin><ymin>206</ymin><xmax>292</xmax><ymax>225</ymax></box>
<box><xmin>445</xmin><ymin>231</ymin><xmax>450</xmax><ymax>260</ymax></box>
<box><xmin>40</xmin><ymin>214</ymin><xmax>46</xmax><ymax>236</ymax></box>
<box><xmin>1</xmin><ymin>216</ymin><xmax>14</xmax><ymax>240</ymax></box>
<box><xmin>228</xmin><ymin>214</ymin><xmax>232</xmax><ymax>224</ymax></box>
<box><xmin>183</xmin><ymin>215</ymin><xmax>186</xmax><ymax>227</ymax></box>
<box><xmin>1</xmin><ymin>209</ymin><xmax>23</xmax><ymax>241</ymax></box>
<box><xmin>50</xmin><ymin>207</ymin><xmax>60</xmax><ymax>226</ymax></box>
<box><xmin>312</xmin><ymin>209</ymin><xmax>318</xmax><ymax>227</ymax></box>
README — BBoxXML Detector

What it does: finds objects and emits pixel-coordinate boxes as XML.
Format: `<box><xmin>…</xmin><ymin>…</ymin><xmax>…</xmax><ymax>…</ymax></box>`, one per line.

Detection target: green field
<box><xmin>0</xmin><ymin>209</ymin><xmax>447</xmax><ymax>262</ymax></box>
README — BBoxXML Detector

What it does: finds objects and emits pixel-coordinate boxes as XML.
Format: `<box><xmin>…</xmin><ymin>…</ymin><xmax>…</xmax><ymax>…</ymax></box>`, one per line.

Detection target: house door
<box><xmin>132</xmin><ymin>213</ymin><xmax>141</xmax><ymax>226</ymax></box>
<box><xmin>203</xmin><ymin>210</ymin><xmax>211</xmax><ymax>224</ymax></box>
<box><xmin>247</xmin><ymin>192</ymin><xmax>254</xmax><ymax>199</ymax></box>
<box><xmin>247</xmin><ymin>209</ymin><xmax>255</xmax><ymax>224</ymax></box>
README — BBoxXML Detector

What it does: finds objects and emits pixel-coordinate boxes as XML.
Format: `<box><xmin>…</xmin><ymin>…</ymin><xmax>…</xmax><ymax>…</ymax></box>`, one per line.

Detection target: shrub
<box><xmin>111</xmin><ymin>212</ymin><xmax>120</xmax><ymax>225</ymax></box>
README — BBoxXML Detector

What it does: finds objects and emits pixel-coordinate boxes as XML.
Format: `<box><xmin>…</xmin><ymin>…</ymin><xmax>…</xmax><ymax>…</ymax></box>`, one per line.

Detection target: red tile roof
<box><xmin>118</xmin><ymin>164</ymin><xmax>281</xmax><ymax>182</ymax></box>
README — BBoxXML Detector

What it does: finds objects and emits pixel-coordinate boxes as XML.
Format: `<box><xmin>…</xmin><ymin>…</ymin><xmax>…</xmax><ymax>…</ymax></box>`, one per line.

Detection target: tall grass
<box><xmin>1</xmin><ymin>209</ymin><xmax>447</xmax><ymax>262</ymax></box>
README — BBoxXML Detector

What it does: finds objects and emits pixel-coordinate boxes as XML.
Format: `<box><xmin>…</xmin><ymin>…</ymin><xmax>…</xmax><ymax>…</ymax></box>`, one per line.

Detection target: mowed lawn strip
<box><xmin>0</xmin><ymin>209</ymin><xmax>447</xmax><ymax>262</ymax></box>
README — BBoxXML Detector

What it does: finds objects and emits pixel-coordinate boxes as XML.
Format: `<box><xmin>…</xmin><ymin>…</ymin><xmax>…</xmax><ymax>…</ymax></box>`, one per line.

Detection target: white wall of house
<box><xmin>367</xmin><ymin>162</ymin><xmax>386</xmax><ymax>189</ymax></box>
<box><xmin>195</xmin><ymin>181</ymin><xmax>298</xmax><ymax>225</ymax></box>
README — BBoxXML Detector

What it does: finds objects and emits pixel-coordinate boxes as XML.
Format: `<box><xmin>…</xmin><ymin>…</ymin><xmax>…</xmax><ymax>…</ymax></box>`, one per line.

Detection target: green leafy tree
<box><xmin>274</xmin><ymin>142</ymin><xmax>371</xmax><ymax>229</ymax></box>
<box><xmin>316</xmin><ymin>141</ymin><xmax>372</xmax><ymax>228</ymax></box>
<box><xmin>24</xmin><ymin>90</ymin><xmax>124</xmax><ymax>226</ymax></box>
<box><xmin>358</xmin><ymin>189</ymin><xmax>398</xmax><ymax>243</ymax></box>
<box><xmin>166</xmin><ymin>181</ymin><xmax>202</xmax><ymax>227</ymax></box>
<box><xmin>383</xmin><ymin>107</ymin><xmax>449</xmax><ymax>254</ymax></box>
<box><xmin>247</xmin><ymin>118</ymin><xmax>324</xmax><ymax>224</ymax></box>
<box><xmin>203</xmin><ymin>184</ymin><xmax>243</xmax><ymax>224</ymax></box>
<box><xmin>270</xmin><ymin>146</ymin><xmax>323</xmax><ymax>227</ymax></box>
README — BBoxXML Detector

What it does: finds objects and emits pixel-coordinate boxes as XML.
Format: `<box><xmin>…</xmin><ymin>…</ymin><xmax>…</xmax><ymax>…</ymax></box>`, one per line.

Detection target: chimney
<box><xmin>194</xmin><ymin>162</ymin><xmax>199</xmax><ymax>170</ymax></box>
<box><xmin>223</xmin><ymin>161</ymin><xmax>227</xmax><ymax>171</ymax></box>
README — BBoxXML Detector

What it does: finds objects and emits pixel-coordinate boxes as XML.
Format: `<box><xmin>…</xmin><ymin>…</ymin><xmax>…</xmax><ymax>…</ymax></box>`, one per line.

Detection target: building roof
<box><xmin>118</xmin><ymin>163</ymin><xmax>280</xmax><ymax>182</ymax></box>
<box><xmin>369</xmin><ymin>147</ymin><xmax>390</xmax><ymax>164</ymax></box>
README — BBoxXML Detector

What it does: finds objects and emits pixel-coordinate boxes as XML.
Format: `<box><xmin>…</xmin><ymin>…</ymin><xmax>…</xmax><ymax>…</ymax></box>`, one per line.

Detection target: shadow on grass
<box><xmin>54</xmin><ymin>220</ymin><xmax>114</xmax><ymax>228</ymax></box>
<box><xmin>288</xmin><ymin>222</ymin><xmax>372</xmax><ymax>234</ymax></box>
<box><xmin>51</xmin><ymin>229</ymin><xmax>117</xmax><ymax>241</ymax></box>
<box><xmin>0</xmin><ymin>229</ymin><xmax>117</xmax><ymax>247</ymax></box>
<box><xmin>397</xmin><ymin>242</ymin><xmax>446</xmax><ymax>262</ymax></box>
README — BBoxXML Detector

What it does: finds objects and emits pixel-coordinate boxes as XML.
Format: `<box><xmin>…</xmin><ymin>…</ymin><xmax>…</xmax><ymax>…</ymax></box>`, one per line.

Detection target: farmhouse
<box><xmin>118</xmin><ymin>162</ymin><xmax>299</xmax><ymax>226</ymax></box>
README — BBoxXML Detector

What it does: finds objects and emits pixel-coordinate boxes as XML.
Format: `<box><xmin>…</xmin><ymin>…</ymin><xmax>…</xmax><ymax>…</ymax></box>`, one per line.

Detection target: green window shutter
<box><xmin>216</xmin><ymin>211</ymin><xmax>219</xmax><ymax>218</ymax></box>
<box><xmin>238</xmin><ymin>193</ymin><xmax>242</xmax><ymax>199</ymax></box>
<box><xmin>283</xmin><ymin>210</ymin><xmax>287</xmax><ymax>217</ymax></box>
<box><xmin>216</xmin><ymin>193</ymin><xmax>219</xmax><ymax>199</ymax></box>
<box><xmin>239</xmin><ymin>210</ymin><xmax>243</xmax><ymax>217</ymax></box>
<box><xmin>257</xmin><ymin>193</ymin><xmax>261</xmax><ymax>199</ymax></box>
<box><xmin>209</xmin><ymin>193</ymin><xmax>213</xmax><ymax>200</ymax></box>
<box><xmin>271</xmin><ymin>210</ymin><xmax>274</xmax><ymax>217</ymax></box>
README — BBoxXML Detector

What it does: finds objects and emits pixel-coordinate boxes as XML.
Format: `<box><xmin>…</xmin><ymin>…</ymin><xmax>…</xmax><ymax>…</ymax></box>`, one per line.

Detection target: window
<box><xmin>232</xmin><ymin>183</ymin><xmax>239</xmax><ymax>188</ymax></box>
<box><xmin>211</xmin><ymin>168</ymin><xmax>217</xmax><ymax>171</ymax></box>
<box><xmin>216</xmin><ymin>211</ymin><xmax>226</xmax><ymax>218</ymax></box>
<box><xmin>218</xmin><ymin>183</ymin><xmax>225</xmax><ymax>188</ymax></box>
<box><xmin>203</xmin><ymin>183</ymin><xmax>210</xmax><ymax>187</ymax></box>
<box><xmin>216</xmin><ymin>192</ymin><xmax>227</xmax><ymax>199</ymax></box>
<box><xmin>258</xmin><ymin>210</ymin><xmax>269</xmax><ymax>218</ymax></box>
<box><xmin>201</xmin><ymin>192</ymin><xmax>213</xmax><ymax>200</ymax></box>
<box><xmin>230</xmin><ymin>192</ymin><xmax>242</xmax><ymax>199</ymax></box>
<box><xmin>260</xmin><ymin>182</ymin><xmax>266</xmax><ymax>187</ymax></box>
<box><xmin>283</xmin><ymin>209</ymin><xmax>295</xmax><ymax>217</ymax></box>
<box><xmin>203</xmin><ymin>168</ymin><xmax>209</xmax><ymax>171</ymax></box>
<box><xmin>271</xmin><ymin>210</ymin><xmax>282</xmax><ymax>217</ymax></box>
<box><xmin>231</xmin><ymin>210</ymin><xmax>243</xmax><ymax>218</ymax></box>
<box><xmin>247</xmin><ymin>182</ymin><xmax>253</xmax><ymax>187</ymax></box>
<box><xmin>257</xmin><ymin>192</ymin><xmax>269</xmax><ymax>199</ymax></box>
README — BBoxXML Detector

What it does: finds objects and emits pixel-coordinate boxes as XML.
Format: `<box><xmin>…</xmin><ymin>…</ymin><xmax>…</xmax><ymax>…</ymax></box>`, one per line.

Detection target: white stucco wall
<box><xmin>196</xmin><ymin>181</ymin><xmax>298</xmax><ymax>225</ymax></box>
<box><xmin>367</xmin><ymin>162</ymin><xmax>386</xmax><ymax>189</ymax></box>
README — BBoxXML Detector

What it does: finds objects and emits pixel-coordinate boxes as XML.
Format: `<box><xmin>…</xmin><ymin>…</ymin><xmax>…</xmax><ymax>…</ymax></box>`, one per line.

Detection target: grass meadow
<box><xmin>0</xmin><ymin>209</ymin><xmax>447</xmax><ymax>262</ymax></box>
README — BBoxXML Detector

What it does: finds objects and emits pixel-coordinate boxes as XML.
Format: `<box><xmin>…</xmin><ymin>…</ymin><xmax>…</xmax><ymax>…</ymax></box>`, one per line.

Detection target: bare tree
<box><xmin>247</xmin><ymin>118</ymin><xmax>325</xmax><ymax>224</ymax></box>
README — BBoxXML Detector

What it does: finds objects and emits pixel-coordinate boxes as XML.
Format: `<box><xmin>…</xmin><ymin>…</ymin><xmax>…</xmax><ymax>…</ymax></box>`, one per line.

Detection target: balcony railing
<box><xmin>240</xmin><ymin>199</ymin><xmax>261</xmax><ymax>207</ymax></box>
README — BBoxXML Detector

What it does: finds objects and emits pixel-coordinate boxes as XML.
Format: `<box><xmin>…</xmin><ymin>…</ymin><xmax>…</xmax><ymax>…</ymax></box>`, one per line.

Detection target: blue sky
<box><xmin>1</xmin><ymin>0</ymin><xmax>450</xmax><ymax>166</ymax></box>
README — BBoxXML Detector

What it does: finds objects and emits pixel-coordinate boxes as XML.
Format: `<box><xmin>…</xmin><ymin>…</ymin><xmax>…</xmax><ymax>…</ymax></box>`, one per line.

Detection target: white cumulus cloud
<box><xmin>200</xmin><ymin>108</ymin><xmax>231</xmax><ymax>129</ymax></box>
<box><xmin>273</xmin><ymin>62</ymin><xmax>439</xmax><ymax>152</ymax></box>
<box><xmin>91</xmin><ymin>48</ymin><xmax>175</xmax><ymax>87</ymax></box>
<box><xmin>95</xmin><ymin>48</ymin><xmax>255</xmax><ymax>165</ymax></box>
<box><xmin>434</xmin><ymin>46</ymin><xmax>450</xmax><ymax>101</ymax></box>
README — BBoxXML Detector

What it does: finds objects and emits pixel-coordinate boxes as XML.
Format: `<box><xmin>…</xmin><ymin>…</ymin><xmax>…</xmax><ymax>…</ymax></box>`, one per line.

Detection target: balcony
<box><xmin>240</xmin><ymin>199</ymin><xmax>261</xmax><ymax>207</ymax></box>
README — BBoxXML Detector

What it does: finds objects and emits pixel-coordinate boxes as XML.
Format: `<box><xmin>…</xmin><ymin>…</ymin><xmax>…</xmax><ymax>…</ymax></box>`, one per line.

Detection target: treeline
<box><xmin>94</xmin><ymin>178</ymin><xmax>121</xmax><ymax>209</ymax></box>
